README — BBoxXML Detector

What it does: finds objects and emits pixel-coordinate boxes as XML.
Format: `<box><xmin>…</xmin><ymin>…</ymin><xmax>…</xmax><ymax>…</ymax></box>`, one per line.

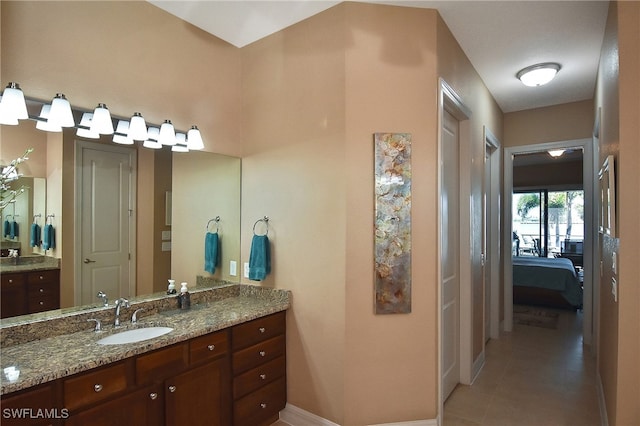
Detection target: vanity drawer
<box><xmin>1</xmin><ymin>273</ymin><xmax>25</xmax><ymax>287</ymax></box>
<box><xmin>233</xmin><ymin>376</ymin><xmax>286</xmax><ymax>426</ymax></box>
<box><xmin>190</xmin><ymin>329</ymin><xmax>228</xmax><ymax>364</ymax></box>
<box><xmin>232</xmin><ymin>334</ymin><xmax>286</xmax><ymax>374</ymax></box>
<box><xmin>27</xmin><ymin>294</ymin><xmax>59</xmax><ymax>313</ymax></box>
<box><xmin>26</xmin><ymin>269</ymin><xmax>59</xmax><ymax>285</ymax></box>
<box><xmin>232</xmin><ymin>311</ymin><xmax>285</xmax><ymax>351</ymax></box>
<box><xmin>64</xmin><ymin>362</ymin><xmax>129</xmax><ymax>412</ymax></box>
<box><xmin>233</xmin><ymin>355</ymin><xmax>285</xmax><ymax>399</ymax></box>
<box><xmin>136</xmin><ymin>343</ymin><xmax>189</xmax><ymax>385</ymax></box>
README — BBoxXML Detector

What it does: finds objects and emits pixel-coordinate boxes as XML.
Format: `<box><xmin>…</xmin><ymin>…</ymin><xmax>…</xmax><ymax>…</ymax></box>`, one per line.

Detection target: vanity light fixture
<box><xmin>129</xmin><ymin>112</ymin><xmax>148</xmax><ymax>141</ymax></box>
<box><xmin>36</xmin><ymin>104</ymin><xmax>63</xmax><ymax>133</ymax></box>
<box><xmin>159</xmin><ymin>119</ymin><xmax>176</xmax><ymax>146</ymax></box>
<box><xmin>90</xmin><ymin>103</ymin><xmax>114</xmax><ymax>135</ymax></box>
<box><xmin>172</xmin><ymin>132</ymin><xmax>189</xmax><ymax>152</ymax></box>
<box><xmin>76</xmin><ymin>112</ymin><xmax>100</xmax><ymax>139</ymax></box>
<box><xmin>48</xmin><ymin>93</ymin><xmax>75</xmax><ymax>127</ymax></box>
<box><xmin>547</xmin><ymin>149</ymin><xmax>565</xmax><ymax>158</ymax></box>
<box><xmin>112</xmin><ymin>120</ymin><xmax>134</xmax><ymax>145</ymax></box>
<box><xmin>516</xmin><ymin>62</ymin><xmax>561</xmax><ymax>87</ymax></box>
<box><xmin>143</xmin><ymin>126</ymin><xmax>162</xmax><ymax>149</ymax></box>
<box><xmin>0</xmin><ymin>82</ymin><xmax>28</xmax><ymax>124</ymax></box>
<box><xmin>187</xmin><ymin>125</ymin><xmax>204</xmax><ymax>150</ymax></box>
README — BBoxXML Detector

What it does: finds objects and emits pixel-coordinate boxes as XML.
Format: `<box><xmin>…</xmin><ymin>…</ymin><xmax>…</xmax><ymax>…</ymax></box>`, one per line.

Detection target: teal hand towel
<box><xmin>30</xmin><ymin>223</ymin><xmax>41</xmax><ymax>247</ymax></box>
<box><xmin>9</xmin><ymin>221</ymin><xmax>18</xmax><ymax>239</ymax></box>
<box><xmin>204</xmin><ymin>232</ymin><xmax>219</xmax><ymax>274</ymax></box>
<box><xmin>249</xmin><ymin>234</ymin><xmax>270</xmax><ymax>281</ymax></box>
<box><xmin>3</xmin><ymin>220</ymin><xmax>9</xmax><ymax>237</ymax></box>
<box><xmin>43</xmin><ymin>224</ymin><xmax>56</xmax><ymax>250</ymax></box>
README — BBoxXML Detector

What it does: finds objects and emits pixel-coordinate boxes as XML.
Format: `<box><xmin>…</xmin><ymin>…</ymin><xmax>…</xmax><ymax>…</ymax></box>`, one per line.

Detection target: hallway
<box><xmin>444</xmin><ymin>309</ymin><xmax>601</xmax><ymax>426</ymax></box>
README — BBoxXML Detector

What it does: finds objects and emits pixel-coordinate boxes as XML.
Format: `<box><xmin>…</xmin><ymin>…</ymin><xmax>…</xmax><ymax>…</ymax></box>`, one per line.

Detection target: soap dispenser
<box><xmin>167</xmin><ymin>279</ymin><xmax>177</xmax><ymax>295</ymax></box>
<box><xmin>178</xmin><ymin>282</ymin><xmax>191</xmax><ymax>310</ymax></box>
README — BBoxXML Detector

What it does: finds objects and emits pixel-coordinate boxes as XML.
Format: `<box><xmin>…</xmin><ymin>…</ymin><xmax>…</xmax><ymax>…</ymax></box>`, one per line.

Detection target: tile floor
<box><xmin>273</xmin><ymin>309</ymin><xmax>601</xmax><ymax>426</ymax></box>
<box><xmin>444</xmin><ymin>308</ymin><xmax>601</xmax><ymax>426</ymax></box>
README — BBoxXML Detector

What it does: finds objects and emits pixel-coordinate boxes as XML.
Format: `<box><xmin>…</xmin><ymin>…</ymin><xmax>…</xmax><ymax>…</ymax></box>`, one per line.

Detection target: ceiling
<box><xmin>149</xmin><ymin>0</ymin><xmax>609</xmax><ymax>113</ymax></box>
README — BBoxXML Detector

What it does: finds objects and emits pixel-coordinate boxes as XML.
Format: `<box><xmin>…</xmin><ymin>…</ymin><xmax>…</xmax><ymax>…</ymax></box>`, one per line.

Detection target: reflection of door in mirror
<box><xmin>76</xmin><ymin>141</ymin><xmax>136</xmax><ymax>305</ymax></box>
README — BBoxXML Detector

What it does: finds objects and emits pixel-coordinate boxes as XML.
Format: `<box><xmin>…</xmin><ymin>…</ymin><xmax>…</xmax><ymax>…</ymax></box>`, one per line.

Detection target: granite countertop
<box><xmin>0</xmin><ymin>284</ymin><xmax>291</xmax><ymax>395</ymax></box>
<box><xmin>0</xmin><ymin>255</ymin><xmax>60</xmax><ymax>273</ymax></box>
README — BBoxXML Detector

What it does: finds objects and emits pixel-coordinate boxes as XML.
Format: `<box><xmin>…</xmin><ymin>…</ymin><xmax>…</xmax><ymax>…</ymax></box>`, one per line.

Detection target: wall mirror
<box><xmin>0</xmin><ymin>112</ymin><xmax>241</xmax><ymax>322</ymax></box>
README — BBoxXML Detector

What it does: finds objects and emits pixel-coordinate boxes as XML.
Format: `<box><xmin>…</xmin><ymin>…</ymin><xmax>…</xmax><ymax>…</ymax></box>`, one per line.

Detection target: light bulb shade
<box><xmin>90</xmin><ymin>103</ymin><xmax>114</xmax><ymax>135</ymax></box>
<box><xmin>187</xmin><ymin>125</ymin><xmax>204</xmax><ymax>150</ymax></box>
<box><xmin>76</xmin><ymin>112</ymin><xmax>99</xmax><ymax>138</ymax></box>
<box><xmin>129</xmin><ymin>112</ymin><xmax>148</xmax><ymax>141</ymax></box>
<box><xmin>0</xmin><ymin>82</ymin><xmax>28</xmax><ymax>121</ymax></box>
<box><xmin>143</xmin><ymin>127</ymin><xmax>162</xmax><ymax>149</ymax></box>
<box><xmin>517</xmin><ymin>63</ymin><xmax>561</xmax><ymax>87</ymax></box>
<box><xmin>113</xmin><ymin>120</ymin><xmax>133</xmax><ymax>145</ymax></box>
<box><xmin>36</xmin><ymin>104</ymin><xmax>63</xmax><ymax>133</ymax></box>
<box><xmin>48</xmin><ymin>93</ymin><xmax>75</xmax><ymax>127</ymax></box>
<box><xmin>159</xmin><ymin>120</ymin><xmax>176</xmax><ymax>146</ymax></box>
<box><xmin>172</xmin><ymin>133</ymin><xmax>189</xmax><ymax>152</ymax></box>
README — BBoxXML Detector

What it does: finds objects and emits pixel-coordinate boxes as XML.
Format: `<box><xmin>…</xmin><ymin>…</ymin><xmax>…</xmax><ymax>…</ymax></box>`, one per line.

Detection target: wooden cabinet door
<box><xmin>165</xmin><ymin>358</ymin><xmax>230</xmax><ymax>426</ymax></box>
<box><xmin>1</xmin><ymin>273</ymin><xmax>26</xmax><ymax>318</ymax></box>
<box><xmin>64</xmin><ymin>385</ymin><xmax>162</xmax><ymax>426</ymax></box>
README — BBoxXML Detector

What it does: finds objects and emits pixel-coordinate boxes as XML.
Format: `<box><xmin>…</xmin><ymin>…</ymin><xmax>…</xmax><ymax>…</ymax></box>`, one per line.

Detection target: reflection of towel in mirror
<box><xmin>9</xmin><ymin>221</ymin><xmax>18</xmax><ymax>239</ymax></box>
<box><xmin>204</xmin><ymin>232</ymin><xmax>219</xmax><ymax>274</ymax></box>
<box><xmin>43</xmin><ymin>224</ymin><xmax>56</xmax><ymax>250</ymax></box>
<box><xmin>249</xmin><ymin>234</ymin><xmax>270</xmax><ymax>281</ymax></box>
<box><xmin>30</xmin><ymin>223</ymin><xmax>41</xmax><ymax>247</ymax></box>
<box><xmin>3</xmin><ymin>220</ymin><xmax>10</xmax><ymax>237</ymax></box>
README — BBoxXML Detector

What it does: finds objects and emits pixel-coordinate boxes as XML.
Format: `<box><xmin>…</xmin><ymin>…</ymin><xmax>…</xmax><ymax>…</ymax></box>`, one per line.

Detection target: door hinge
<box><xmin>128</xmin><ymin>253</ymin><xmax>131</xmax><ymax>260</ymax></box>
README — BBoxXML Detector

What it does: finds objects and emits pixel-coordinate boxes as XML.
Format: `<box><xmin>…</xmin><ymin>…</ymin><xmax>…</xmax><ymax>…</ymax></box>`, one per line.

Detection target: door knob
<box><xmin>84</xmin><ymin>258</ymin><xmax>96</xmax><ymax>264</ymax></box>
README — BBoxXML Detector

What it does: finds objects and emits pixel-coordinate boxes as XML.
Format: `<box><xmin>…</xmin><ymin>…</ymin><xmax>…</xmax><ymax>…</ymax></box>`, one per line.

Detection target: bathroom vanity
<box><xmin>0</xmin><ymin>284</ymin><xmax>290</xmax><ymax>426</ymax></box>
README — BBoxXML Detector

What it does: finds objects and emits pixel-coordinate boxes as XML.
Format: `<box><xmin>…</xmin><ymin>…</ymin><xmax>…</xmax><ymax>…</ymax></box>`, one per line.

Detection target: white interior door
<box><xmin>77</xmin><ymin>142</ymin><xmax>136</xmax><ymax>305</ymax></box>
<box><xmin>441</xmin><ymin>109</ymin><xmax>460</xmax><ymax>401</ymax></box>
<box><xmin>484</xmin><ymin>147</ymin><xmax>491</xmax><ymax>341</ymax></box>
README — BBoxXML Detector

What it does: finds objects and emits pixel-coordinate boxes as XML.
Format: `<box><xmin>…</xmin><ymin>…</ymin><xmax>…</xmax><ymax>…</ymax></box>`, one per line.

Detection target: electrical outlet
<box><xmin>230</xmin><ymin>261</ymin><xmax>237</xmax><ymax>276</ymax></box>
<box><xmin>244</xmin><ymin>262</ymin><xmax>250</xmax><ymax>278</ymax></box>
<box><xmin>611</xmin><ymin>277</ymin><xmax>617</xmax><ymax>302</ymax></box>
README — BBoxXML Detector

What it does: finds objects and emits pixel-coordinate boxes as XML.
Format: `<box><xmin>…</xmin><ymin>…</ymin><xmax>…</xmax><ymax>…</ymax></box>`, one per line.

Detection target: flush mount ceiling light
<box><xmin>547</xmin><ymin>149</ymin><xmax>566</xmax><ymax>158</ymax></box>
<box><xmin>517</xmin><ymin>62</ymin><xmax>561</xmax><ymax>87</ymax></box>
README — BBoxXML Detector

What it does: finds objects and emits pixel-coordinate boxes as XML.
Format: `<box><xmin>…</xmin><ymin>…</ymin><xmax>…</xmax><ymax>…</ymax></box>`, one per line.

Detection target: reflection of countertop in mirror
<box><xmin>0</xmin><ymin>284</ymin><xmax>290</xmax><ymax>395</ymax></box>
<box><xmin>0</xmin><ymin>255</ymin><xmax>60</xmax><ymax>273</ymax></box>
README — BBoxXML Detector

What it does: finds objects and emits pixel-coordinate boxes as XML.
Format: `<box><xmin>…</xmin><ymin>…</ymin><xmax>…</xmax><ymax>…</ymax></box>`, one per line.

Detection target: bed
<box><xmin>512</xmin><ymin>256</ymin><xmax>583</xmax><ymax>309</ymax></box>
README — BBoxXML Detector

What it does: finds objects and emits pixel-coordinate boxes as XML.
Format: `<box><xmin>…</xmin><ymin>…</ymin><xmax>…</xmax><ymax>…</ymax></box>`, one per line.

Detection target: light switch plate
<box><xmin>230</xmin><ymin>261</ymin><xmax>237</xmax><ymax>276</ymax></box>
<box><xmin>161</xmin><ymin>242</ymin><xmax>171</xmax><ymax>252</ymax></box>
<box><xmin>161</xmin><ymin>231</ymin><xmax>171</xmax><ymax>241</ymax></box>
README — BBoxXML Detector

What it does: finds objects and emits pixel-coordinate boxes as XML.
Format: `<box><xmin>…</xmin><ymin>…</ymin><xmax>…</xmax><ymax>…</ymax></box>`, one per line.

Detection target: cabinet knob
<box><xmin>168</xmin><ymin>385</ymin><xmax>177</xmax><ymax>393</ymax></box>
<box><xmin>39</xmin><ymin>288</ymin><xmax>44</xmax><ymax>293</ymax></box>
<box><xmin>39</xmin><ymin>275</ymin><xmax>44</xmax><ymax>280</ymax></box>
<box><xmin>39</xmin><ymin>301</ymin><xmax>44</xmax><ymax>305</ymax></box>
<box><xmin>94</xmin><ymin>384</ymin><xmax>103</xmax><ymax>392</ymax></box>
<box><xmin>149</xmin><ymin>393</ymin><xmax>158</xmax><ymax>400</ymax></box>
<box><xmin>260</xmin><ymin>403</ymin><xmax>267</xmax><ymax>409</ymax></box>
<box><xmin>8</xmin><ymin>279</ymin><xmax>13</xmax><ymax>283</ymax></box>
<box><xmin>259</xmin><ymin>351</ymin><xmax>266</xmax><ymax>357</ymax></box>
<box><xmin>260</xmin><ymin>374</ymin><xmax>267</xmax><ymax>380</ymax></box>
<box><xmin>207</xmin><ymin>344</ymin><xmax>215</xmax><ymax>351</ymax></box>
<box><xmin>259</xmin><ymin>327</ymin><xmax>266</xmax><ymax>333</ymax></box>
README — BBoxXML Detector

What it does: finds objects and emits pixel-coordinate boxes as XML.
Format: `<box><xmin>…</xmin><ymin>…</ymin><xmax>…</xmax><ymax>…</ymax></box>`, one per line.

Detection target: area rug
<box><xmin>513</xmin><ymin>305</ymin><xmax>560</xmax><ymax>329</ymax></box>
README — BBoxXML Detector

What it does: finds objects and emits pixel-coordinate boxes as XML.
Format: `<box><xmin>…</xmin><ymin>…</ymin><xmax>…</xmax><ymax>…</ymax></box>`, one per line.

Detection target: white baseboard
<box><xmin>471</xmin><ymin>350</ymin><xmax>485</xmax><ymax>385</ymax></box>
<box><xmin>596</xmin><ymin>373</ymin><xmax>609</xmax><ymax>426</ymax></box>
<box><xmin>280</xmin><ymin>404</ymin><xmax>437</xmax><ymax>426</ymax></box>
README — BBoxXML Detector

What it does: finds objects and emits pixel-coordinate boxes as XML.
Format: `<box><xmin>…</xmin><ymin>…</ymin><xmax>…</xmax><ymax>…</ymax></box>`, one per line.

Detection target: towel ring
<box><xmin>206</xmin><ymin>216</ymin><xmax>220</xmax><ymax>233</ymax></box>
<box><xmin>253</xmin><ymin>216</ymin><xmax>269</xmax><ymax>236</ymax></box>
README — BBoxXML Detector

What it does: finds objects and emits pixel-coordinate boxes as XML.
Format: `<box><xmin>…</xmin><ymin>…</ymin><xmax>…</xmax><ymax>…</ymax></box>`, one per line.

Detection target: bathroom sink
<box><xmin>96</xmin><ymin>326</ymin><xmax>173</xmax><ymax>345</ymax></box>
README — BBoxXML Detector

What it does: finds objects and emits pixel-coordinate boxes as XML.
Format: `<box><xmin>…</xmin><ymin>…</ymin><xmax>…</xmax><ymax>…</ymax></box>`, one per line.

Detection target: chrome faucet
<box><xmin>96</xmin><ymin>291</ymin><xmax>108</xmax><ymax>307</ymax></box>
<box><xmin>131</xmin><ymin>308</ymin><xmax>145</xmax><ymax>324</ymax></box>
<box><xmin>114</xmin><ymin>298</ymin><xmax>130</xmax><ymax>327</ymax></box>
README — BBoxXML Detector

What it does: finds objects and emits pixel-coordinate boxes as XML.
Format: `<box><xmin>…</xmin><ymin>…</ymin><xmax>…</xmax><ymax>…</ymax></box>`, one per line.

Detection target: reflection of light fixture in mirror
<box><xmin>517</xmin><ymin>63</ymin><xmax>561</xmax><ymax>87</ymax></box>
<box><xmin>187</xmin><ymin>125</ymin><xmax>204</xmax><ymax>150</ymax></box>
<box><xmin>0</xmin><ymin>82</ymin><xmax>28</xmax><ymax>124</ymax></box>
<box><xmin>129</xmin><ymin>112</ymin><xmax>148</xmax><ymax>141</ymax></box>
<box><xmin>36</xmin><ymin>104</ymin><xmax>63</xmax><ymax>133</ymax></box>
<box><xmin>90</xmin><ymin>103</ymin><xmax>114</xmax><ymax>135</ymax></box>
<box><xmin>547</xmin><ymin>149</ymin><xmax>565</xmax><ymax>158</ymax></box>
<box><xmin>48</xmin><ymin>93</ymin><xmax>75</xmax><ymax>127</ymax></box>
<box><xmin>76</xmin><ymin>112</ymin><xmax>99</xmax><ymax>139</ymax></box>
<box><xmin>113</xmin><ymin>120</ymin><xmax>133</xmax><ymax>145</ymax></box>
<box><xmin>143</xmin><ymin>126</ymin><xmax>162</xmax><ymax>149</ymax></box>
<box><xmin>172</xmin><ymin>132</ymin><xmax>189</xmax><ymax>152</ymax></box>
<box><xmin>159</xmin><ymin>120</ymin><xmax>176</xmax><ymax>146</ymax></box>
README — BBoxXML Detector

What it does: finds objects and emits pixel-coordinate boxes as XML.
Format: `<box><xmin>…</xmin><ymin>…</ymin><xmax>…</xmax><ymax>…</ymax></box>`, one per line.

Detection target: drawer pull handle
<box><xmin>150</xmin><ymin>393</ymin><xmax>158</xmax><ymax>400</ymax></box>
<box><xmin>259</xmin><ymin>327</ymin><xmax>266</xmax><ymax>333</ymax></box>
<box><xmin>168</xmin><ymin>385</ymin><xmax>177</xmax><ymax>393</ymax></box>
<box><xmin>260</xmin><ymin>403</ymin><xmax>267</xmax><ymax>409</ymax></box>
<box><xmin>259</xmin><ymin>351</ymin><xmax>266</xmax><ymax>357</ymax></box>
<box><xmin>207</xmin><ymin>344</ymin><xmax>215</xmax><ymax>351</ymax></box>
<box><xmin>94</xmin><ymin>384</ymin><xmax>103</xmax><ymax>392</ymax></box>
<box><xmin>260</xmin><ymin>374</ymin><xmax>267</xmax><ymax>380</ymax></box>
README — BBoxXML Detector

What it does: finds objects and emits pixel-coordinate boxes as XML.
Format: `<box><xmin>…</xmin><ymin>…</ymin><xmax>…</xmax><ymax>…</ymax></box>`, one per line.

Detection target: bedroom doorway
<box><xmin>503</xmin><ymin>139</ymin><xmax>595</xmax><ymax>343</ymax></box>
